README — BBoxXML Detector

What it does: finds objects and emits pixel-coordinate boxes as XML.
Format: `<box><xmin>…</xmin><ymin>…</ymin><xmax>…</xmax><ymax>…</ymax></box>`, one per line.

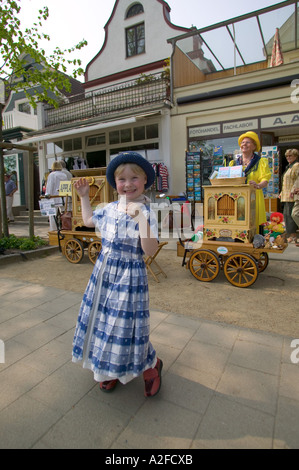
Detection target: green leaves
<box><xmin>0</xmin><ymin>0</ymin><xmax>87</xmax><ymax>105</ymax></box>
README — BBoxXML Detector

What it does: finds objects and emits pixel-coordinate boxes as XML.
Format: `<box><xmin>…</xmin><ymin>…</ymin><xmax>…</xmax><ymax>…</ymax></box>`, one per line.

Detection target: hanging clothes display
<box><xmin>151</xmin><ymin>163</ymin><xmax>169</xmax><ymax>192</ymax></box>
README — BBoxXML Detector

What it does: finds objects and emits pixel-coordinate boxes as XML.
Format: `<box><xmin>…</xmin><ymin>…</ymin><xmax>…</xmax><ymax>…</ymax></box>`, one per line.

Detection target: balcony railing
<box><xmin>45</xmin><ymin>73</ymin><xmax>170</xmax><ymax>128</ymax></box>
<box><xmin>3</xmin><ymin>110</ymin><xmax>38</xmax><ymax>131</ymax></box>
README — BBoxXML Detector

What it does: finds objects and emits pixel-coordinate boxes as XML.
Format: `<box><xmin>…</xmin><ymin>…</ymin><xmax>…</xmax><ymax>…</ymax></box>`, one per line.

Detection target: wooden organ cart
<box><xmin>177</xmin><ymin>177</ymin><xmax>287</xmax><ymax>288</ymax></box>
<box><xmin>49</xmin><ymin>168</ymin><xmax>115</xmax><ymax>264</ymax></box>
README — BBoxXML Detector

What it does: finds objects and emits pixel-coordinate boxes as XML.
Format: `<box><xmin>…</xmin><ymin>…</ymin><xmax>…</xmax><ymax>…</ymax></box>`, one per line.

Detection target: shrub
<box><xmin>0</xmin><ymin>235</ymin><xmax>48</xmax><ymax>252</ymax></box>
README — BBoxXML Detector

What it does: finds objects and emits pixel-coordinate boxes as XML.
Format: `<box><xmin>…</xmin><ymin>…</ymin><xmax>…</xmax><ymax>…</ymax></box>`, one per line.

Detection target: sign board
<box><xmin>39</xmin><ymin>199</ymin><xmax>56</xmax><ymax>216</ymax></box>
<box><xmin>261</xmin><ymin>112</ymin><xmax>299</xmax><ymax>129</ymax></box>
<box><xmin>59</xmin><ymin>181</ymin><xmax>72</xmax><ymax>196</ymax></box>
<box><xmin>189</xmin><ymin>124</ymin><xmax>221</xmax><ymax>138</ymax></box>
<box><xmin>223</xmin><ymin>119</ymin><xmax>258</xmax><ymax>133</ymax></box>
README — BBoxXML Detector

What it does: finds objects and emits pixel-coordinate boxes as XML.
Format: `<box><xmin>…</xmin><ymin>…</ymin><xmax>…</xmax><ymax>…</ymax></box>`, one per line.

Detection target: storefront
<box><xmin>185</xmin><ymin>111</ymin><xmax>299</xmax><ymax>211</ymax></box>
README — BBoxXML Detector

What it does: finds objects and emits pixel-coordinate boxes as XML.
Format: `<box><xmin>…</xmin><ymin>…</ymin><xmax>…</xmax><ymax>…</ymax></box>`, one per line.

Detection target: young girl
<box><xmin>72</xmin><ymin>152</ymin><xmax>163</xmax><ymax>397</ymax></box>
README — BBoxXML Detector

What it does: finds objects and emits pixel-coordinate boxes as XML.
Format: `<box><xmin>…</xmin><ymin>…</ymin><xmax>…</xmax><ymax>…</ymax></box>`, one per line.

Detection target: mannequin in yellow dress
<box><xmin>229</xmin><ymin>131</ymin><xmax>271</xmax><ymax>231</ymax></box>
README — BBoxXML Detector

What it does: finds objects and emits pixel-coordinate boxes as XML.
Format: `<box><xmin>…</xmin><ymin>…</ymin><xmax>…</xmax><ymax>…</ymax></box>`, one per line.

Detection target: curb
<box><xmin>0</xmin><ymin>245</ymin><xmax>60</xmax><ymax>266</ymax></box>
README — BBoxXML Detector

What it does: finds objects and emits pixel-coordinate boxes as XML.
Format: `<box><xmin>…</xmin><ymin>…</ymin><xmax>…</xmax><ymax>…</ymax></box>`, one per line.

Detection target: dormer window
<box><xmin>126</xmin><ymin>23</ymin><xmax>145</xmax><ymax>57</ymax></box>
<box><xmin>126</xmin><ymin>3</ymin><xmax>144</xmax><ymax>18</ymax></box>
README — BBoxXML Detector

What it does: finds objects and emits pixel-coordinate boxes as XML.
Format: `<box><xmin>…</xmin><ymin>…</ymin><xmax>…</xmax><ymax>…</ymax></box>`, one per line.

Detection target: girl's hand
<box><xmin>74</xmin><ymin>178</ymin><xmax>90</xmax><ymax>198</ymax></box>
<box><xmin>126</xmin><ymin>202</ymin><xmax>144</xmax><ymax>221</ymax></box>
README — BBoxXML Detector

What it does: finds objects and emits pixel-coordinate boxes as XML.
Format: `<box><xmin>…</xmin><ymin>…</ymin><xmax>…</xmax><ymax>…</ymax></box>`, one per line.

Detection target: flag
<box><xmin>270</xmin><ymin>28</ymin><xmax>284</xmax><ymax>67</ymax></box>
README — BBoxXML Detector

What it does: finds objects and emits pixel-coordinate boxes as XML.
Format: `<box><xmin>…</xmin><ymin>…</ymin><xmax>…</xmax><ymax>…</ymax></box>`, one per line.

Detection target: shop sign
<box><xmin>261</xmin><ymin>113</ymin><xmax>299</xmax><ymax>128</ymax></box>
<box><xmin>59</xmin><ymin>181</ymin><xmax>72</xmax><ymax>196</ymax></box>
<box><xmin>223</xmin><ymin>119</ymin><xmax>258</xmax><ymax>133</ymax></box>
<box><xmin>189</xmin><ymin>124</ymin><xmax>220</xmax><ymax>138</ymax></box>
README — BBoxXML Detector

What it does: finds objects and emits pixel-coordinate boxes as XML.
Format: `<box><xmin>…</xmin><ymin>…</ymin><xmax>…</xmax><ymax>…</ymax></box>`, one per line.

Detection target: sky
<box><xmin>17</xmin><ymin>0</ymin><xmax>287</xmax><ymax>80</ymax></box>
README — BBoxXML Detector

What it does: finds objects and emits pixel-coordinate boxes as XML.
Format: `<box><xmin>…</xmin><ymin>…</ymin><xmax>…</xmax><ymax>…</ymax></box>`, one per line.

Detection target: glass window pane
<box><xmin>227</xmin><ymin>18</ymin><xmax>265</xmax><ymax>64</ymax></box>
<box><xmin>55</xmin><ymin>141</ymin><xmax>63</xmax><ymax>153</ymax></box>
<box><xmin>87</xmin><ymin>137</ymin><xmax>97</xmax><ymax>146</ymax></box>
<box><xmin>46</xmin><ymin>142</ymin><xmax>55</xmax><ymax>155</ymax></box>
<box><xmin>18</xmin><ymin>102</ymin><xmax>31</xmax><ymax>114</ymax></box>
<box><xmin>73</xmin><ymin>138</ymin><xmax>82</xmax><ymax>150</ymax></box>
<box><xmin>97</xmin><ymin>134</ymin><xmax>106</xmax><ymax>145</ymax></box>
<box><xmin>64</xmin><ymin>139</ymin><xmax>73</xmax><ymax>152</ymax></box>
<box><xmin>121</xmin><ymin>128</ymin><xmax>131</xmax><ymax>143</ymax></box>
<box><xmin>134</xmin><ymin>126</ymin><xmax>145</xmax><ymax>141</ymax></box>
<box><xmin>109</xmin><ymin>131</ymin><xmax>120</xmax><ymax>145</ymax></box>
<box><xmin>146</xmin><ymin>124</ymin><xmax>158</xmax><ymax>139</ymax></box>
<box><xmin>259</xmin><ymin>4</ymin><xmax>296</xmax><ymax>54</ymax></box>
<box><xmin>126</xmin><ymin>4</ymin><xmax>144</xmax><ymax>18</ymax></box>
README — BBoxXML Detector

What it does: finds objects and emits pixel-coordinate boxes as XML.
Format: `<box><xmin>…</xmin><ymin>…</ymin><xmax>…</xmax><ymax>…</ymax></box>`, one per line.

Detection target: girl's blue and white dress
<box><xmin>72</xmin><ymin>199</ymin><xmax>158</xmax><ymax>384</ymax></box>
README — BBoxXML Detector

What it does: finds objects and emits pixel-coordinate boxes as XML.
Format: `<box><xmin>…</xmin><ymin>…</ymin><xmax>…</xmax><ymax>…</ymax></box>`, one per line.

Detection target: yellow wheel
<box><xmin>64</xmin><ymin>238</ymin><xmax>84</xmax><ymax>264</ymax></box>
<box><xmin>224</xmin><ymin>253</ymin><xmax>258</xmax><ymax>288</ymax></box>
<box><xmin>88</xmin><ymin>240</ymin><xmax>102</xmax><ymax>264</ymax></box>
<box><xmin>257</xmin><ymin>252</ymin><xmax>269</xmax><ymax>273</ymax></box>
<box><xmin>189</xmin><ymin>249</ymin><xmax>220</xmax><ymax>282</ymax></box>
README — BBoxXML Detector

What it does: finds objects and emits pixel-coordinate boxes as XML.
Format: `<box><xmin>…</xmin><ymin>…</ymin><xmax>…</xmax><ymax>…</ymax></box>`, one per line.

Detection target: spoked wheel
<box><xmin>257</xmin><ymin>252</ymin><xmax>269</xmax><ymax>273</ymax></box>
<box><xmin>224</xmin><ymin>253</ymin><xmax>258</xmax><ymax>288</ymax></box>
<box><xmin>189</xmin><ymin>249</ymin><xmax>220</xmax><ymax>282</ymax></box>
<box><xmin>88</xmin><ymin>240</ymin><xmax>102</xmax><ymax>264</ymax></box>
<box><xmin>64</xmin><ymin>238</ymin><xmax>84</xmax><ymax>264</ymax></box>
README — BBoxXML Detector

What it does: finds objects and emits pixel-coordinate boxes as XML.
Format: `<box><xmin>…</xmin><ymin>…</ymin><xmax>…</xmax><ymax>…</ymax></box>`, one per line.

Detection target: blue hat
<box><xmin>106</xmin><ymin>152</ymin><xmax>155</xmax><ymax>189</ymax></box>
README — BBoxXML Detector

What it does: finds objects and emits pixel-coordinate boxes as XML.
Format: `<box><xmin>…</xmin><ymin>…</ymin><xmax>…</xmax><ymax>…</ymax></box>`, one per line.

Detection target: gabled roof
<box><xmin>85</xmin><ymin>0</ymin><xmax>191</xmax><ymax>81</ymax></box>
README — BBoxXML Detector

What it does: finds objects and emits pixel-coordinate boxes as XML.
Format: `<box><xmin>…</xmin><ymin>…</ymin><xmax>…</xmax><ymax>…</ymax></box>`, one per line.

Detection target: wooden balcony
<box><xmin>3</xmin><ymin>110</ymin><xmax>38</xmax><ymax>131</ymax></box>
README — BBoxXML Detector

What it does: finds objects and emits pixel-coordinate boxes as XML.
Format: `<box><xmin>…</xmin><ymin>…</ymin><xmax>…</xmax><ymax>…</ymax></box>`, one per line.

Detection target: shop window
<box><xmin>64</xmin><ymin>138</ymin><xmax>82</xmax><ymax>152</ymax></box>
<box><xmin>87</xmin><ymin>134</ymin><xmax>106</xmax><ymax>146</ymax></box>
<box><xmin>46</xmin><ymin>141</ymin><xmax>63</xmax><ymax>155</ymax></box>
<box><xmin>126</xmin><ymin>23</ymin><xmax>145</xmax><ymax>57</ymax></box>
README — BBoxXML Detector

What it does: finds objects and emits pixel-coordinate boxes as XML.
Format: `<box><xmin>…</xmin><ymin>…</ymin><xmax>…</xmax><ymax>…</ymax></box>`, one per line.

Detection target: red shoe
<box><xmin>99</xmin><ymin>379</ymin><xmax>118</xmax><ymax>393</ymax></box>
<box><xmin>143</xmin><ymin>358</ymin><xmax>163</xmax><ymax>397</ymax></box>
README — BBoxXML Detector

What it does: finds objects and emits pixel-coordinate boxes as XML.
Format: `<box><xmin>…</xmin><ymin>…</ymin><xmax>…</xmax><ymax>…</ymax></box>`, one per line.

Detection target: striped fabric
<box><xmin>270</xmin><ymin>28</ymin><xmax>284</xmax><ymax>67</ymax></box>
<box><xmin>72</xmin><ymin>201</ymin><xmax>158</xmax><ymax>384</ymax></box>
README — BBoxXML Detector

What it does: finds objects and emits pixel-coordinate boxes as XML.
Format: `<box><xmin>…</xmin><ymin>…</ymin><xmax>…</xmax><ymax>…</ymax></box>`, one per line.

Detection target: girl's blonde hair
<box><xmin>114</xmin><ymin>163</ymin><xmax>147</xmax><ymax>180</ymax></box>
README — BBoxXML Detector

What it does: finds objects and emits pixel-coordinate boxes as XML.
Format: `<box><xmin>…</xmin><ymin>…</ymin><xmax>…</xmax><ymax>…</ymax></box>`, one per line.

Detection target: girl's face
<box><xmin>115</xmin><ymin>165</ymin><xmax>147</xmax><ymax>201</ymax></box>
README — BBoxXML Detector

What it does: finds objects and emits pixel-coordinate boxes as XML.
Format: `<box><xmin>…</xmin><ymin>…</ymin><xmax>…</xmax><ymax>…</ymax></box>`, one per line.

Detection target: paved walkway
<box><xmin>0</xmin><ymin>276</ymin><xmax>298</xmax><ymax>449</ymax></box>
<box><xmin>0</xmin><ymin>223</ymin><xmax>299</xmax><ymax>449</ymax></box>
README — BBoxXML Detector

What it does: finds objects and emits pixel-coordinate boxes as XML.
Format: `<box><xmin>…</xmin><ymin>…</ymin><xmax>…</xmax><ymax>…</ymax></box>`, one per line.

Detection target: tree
<box><xmin>0</xmin><ymin>0</ymin><xmax>87</xmax><ymax>237</ymax></box>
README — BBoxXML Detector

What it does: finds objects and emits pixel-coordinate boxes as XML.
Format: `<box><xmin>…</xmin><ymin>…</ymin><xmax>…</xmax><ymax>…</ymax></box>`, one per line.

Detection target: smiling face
<box><xmin>240</xmin><ymin>138</ymin><xmax>256</xmax><ymax>154</ymax></box>
<box><xmin>115</xmin><ymin>163</ymin><xmax>147</xmax><ymax>201</ymax></box>
<box><xmin>285</xmin><ymin>150</ymin><xmax>299</xmax><ymax>165</ymax></box>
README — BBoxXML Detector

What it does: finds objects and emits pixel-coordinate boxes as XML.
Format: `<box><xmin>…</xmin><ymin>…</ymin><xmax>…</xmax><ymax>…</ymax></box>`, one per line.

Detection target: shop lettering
<box><xmin>189</xmin><ymin>126</ymin><xmax>219</xmax><ymax>136</ymax></box>
<box><xmin>224</xmin><ymin>122</ymin><xmax>255</xmax><ymax>131</ymax></box>
<box><xmin>272</xmin><ymin>114</ymin><xmax>299</xmax><ymax>126</ymax></box>
<box><xmin>291</xmin><ymin>79</ymin><xmax>299</xmax><ymax>104</ymax></box>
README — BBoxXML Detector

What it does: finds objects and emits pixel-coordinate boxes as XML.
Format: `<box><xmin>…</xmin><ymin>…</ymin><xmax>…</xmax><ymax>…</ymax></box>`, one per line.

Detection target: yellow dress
<box><xmin>229</xmin><ymin>157</ymin><xmax>271</xmax><ymax>228</ymax></box>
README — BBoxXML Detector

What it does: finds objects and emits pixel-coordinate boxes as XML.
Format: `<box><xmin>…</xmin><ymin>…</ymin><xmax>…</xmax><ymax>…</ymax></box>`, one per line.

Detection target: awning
<box><xmin>18</xmin><ymin>116</ymin><xmax>137</xmax><ymax>145</ymax></box>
